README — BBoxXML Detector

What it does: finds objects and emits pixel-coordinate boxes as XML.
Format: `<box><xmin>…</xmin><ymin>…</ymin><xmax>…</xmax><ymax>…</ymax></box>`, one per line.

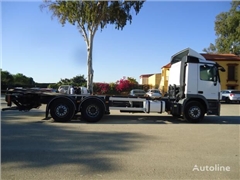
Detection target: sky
<box><xmin>1</xmin><ymin>1</ymin><xmax>232</xmax><ymax>83</ymax></box>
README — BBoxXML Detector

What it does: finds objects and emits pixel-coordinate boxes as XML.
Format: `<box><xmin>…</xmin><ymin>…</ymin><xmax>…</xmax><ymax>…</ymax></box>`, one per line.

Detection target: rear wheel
<box><xmin>50</xmin><ymin>98</ymin><xmax>75</xmax><ymax>122</ymax></box>
<box><xmin>183</xmin><ymin>101</ymin><xmax>204</xmax><ymax>123</ymax></box>
<box><xmin>81</xmin><ymin>100</ymin><xmax>104</xmax><ymax>123</ymax></box>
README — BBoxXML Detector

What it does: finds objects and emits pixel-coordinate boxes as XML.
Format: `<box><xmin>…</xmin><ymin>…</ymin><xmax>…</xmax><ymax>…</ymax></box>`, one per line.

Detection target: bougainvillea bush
<box><xmin>93</xmin><ymin>77</ymin><xmax>149</xmax><ymax>95</ymax></box>
<box><xmin>93</xmin><ymin>83</ymin><xmax>110</xmax><ymax>94</ymax></box>
<box><xmin>109</xmin><ymin>82</ymin><xmax>118</xmax><ymax>95</ymax></box>
<box><xmin>115</xmin><ymin>77</ymin><xmax>134</xmax><ymax>92</ymax></box>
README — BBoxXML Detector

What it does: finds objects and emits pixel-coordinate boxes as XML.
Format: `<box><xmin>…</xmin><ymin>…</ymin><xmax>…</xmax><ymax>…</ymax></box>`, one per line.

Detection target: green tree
<box><xmin>13</xmin><ymin>73</ymin><xmax>33</xmax><ymax>86</ymax></box>
<box><xmin>203</xmin><ymin>1</ymin><xmax>240</xmax><ymax>54</ymax></box>
<box><xmin>1</xmin><ymin>70</ymin><xmax>14</xmax><ymax>86</ymax></box>
<box><xmin>71</xmin><ymin>75</ymin><xmax>87</xmax><ymax>86</ymax></box>
<box><xmin>48</xmin><ymin>83</ymin><xmax>59</xmax><ymax>89</ymax></box>
<box><xmin>59</xmin><ymin>78</ymin><xmax>71</xmax><ymax>85</ymax></box>
<box><xmin>108</xmin><ymin>82</ymin><xmax>117</xmax><ymax>94</ymax></box>
<box><xmin>41</xmin><ymin>0</ymin><xmax>145</xmax><ymax>93</ymax></box>
<box><xmin>53</xmin><ymin>75</ymin><xmax>87</xmax><ymax>87</ymax></box>
<box><xmin>202</xmin><ymin>43</ymin><xmax>217</xmax><ymax>54</ymax></box>
<box><xmin>127</xmin><ymin>77</ymin><xmax>138</xmax><ymax>84</ymax></box>
<box><xmin>29</xmin><ymin>77</ymin><xmax>35</xmax><ymax>86</ymax></box>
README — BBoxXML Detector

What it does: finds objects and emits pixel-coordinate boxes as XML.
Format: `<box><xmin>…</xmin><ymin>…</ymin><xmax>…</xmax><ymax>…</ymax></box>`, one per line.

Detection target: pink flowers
<box><xmin>116</xmin><ymin>77</ymin><xmax>133</xmax><ymax>92</ymax></box>
<box><xmin>93</xmin><ymin>77</ymin><xmax>139</xmax><ymax>95</ymax></box>
<box><xmin>94</xmin><ymin>83</ymin><xmax>110</xmax><ymax>94</ymax></box>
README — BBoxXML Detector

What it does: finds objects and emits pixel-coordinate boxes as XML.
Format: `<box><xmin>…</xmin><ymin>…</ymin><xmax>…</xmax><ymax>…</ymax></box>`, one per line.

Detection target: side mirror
<box><xmin>216</xmin><ymin>63</ymin><xmax>225</xmax><ymax>72</ymax></box>
<box><xmin>219</xmin><ymin>67</ymin><xmax>226</xmax><ymax>72</ymax></box>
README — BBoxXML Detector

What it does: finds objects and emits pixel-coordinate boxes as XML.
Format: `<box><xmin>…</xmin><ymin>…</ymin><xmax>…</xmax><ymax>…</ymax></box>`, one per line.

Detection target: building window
<box><xmin>227</xmin><ymin>65</ymin><xmax>236</xmax><ymax>81</ymax></box>
<box><xmin>226</xmin><ymin>84</ymin><xmax>238</xmax><ymax>90</ymax></box>
<box><xmin>227</xmin><ymin>86</ymin><xmax>235</xmax><ymax>90</ymax></box>
<box><xmin>227</xmin><ymin>63</ymin><xmax>238</xmax><ymax>82</ymax></box>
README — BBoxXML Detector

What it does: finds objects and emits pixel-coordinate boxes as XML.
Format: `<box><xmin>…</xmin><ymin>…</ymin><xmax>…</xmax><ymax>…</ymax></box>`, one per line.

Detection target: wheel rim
<box><xmin>188</xmin><ymin>106</ymin><xmax>201</xmax><ymax>119</ymax></box>
<box><xmin>55</xmin><ymin>104</ymin><xmax>68</xmax><ymax>117</ymax></box>
<box><xmin>86</xmin><ymin>105</ymin><xmax>99</xmax><ymax>117</ymax></box>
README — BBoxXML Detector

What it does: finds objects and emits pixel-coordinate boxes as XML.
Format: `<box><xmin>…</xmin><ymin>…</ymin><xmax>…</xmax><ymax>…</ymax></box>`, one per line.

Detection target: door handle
<box><xmin>198</xmin><ymin>91</ymin><xmax>203</xmax><ymax>94</ymax></box>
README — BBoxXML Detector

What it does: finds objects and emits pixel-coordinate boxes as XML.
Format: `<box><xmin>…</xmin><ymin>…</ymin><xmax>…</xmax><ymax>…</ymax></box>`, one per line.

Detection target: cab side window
<box><xmin>200</xmin><ymin>65</ymin><xmax>214</xmax><ymax>81</ymax></box>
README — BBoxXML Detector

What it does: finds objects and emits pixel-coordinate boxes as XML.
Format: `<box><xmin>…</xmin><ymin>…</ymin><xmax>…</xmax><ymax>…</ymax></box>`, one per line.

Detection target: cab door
<box><xmin>197</xmin><ymin>64</ymin><xmax>220</xmax><ymax>100</ymax></box>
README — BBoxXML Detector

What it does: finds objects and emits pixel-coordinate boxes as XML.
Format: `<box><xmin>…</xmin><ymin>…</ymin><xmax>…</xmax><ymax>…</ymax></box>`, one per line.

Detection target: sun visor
<box><xmin>170</xmin><ymin>48</ymin><xmax>206</xmax><ymax>65</ymax></box>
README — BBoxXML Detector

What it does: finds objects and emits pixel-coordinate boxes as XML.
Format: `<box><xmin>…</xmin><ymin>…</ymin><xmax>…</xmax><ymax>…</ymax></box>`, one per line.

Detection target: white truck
<box><xmin>3</xmin><ymin>48</ymin><xmax>225</xmax><ymax>123</ymax></box>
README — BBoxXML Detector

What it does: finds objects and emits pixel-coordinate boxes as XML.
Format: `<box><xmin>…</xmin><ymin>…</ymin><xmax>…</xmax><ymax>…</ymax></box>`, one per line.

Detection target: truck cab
<box><xmin>167</xmin><ymin>48</ymin><xmax>225</xmax><ymax>121</ymax></box>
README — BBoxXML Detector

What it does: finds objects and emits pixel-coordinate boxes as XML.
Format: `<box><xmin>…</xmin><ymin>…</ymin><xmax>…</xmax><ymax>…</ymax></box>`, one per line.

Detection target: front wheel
<box><xmin>183</xmin><ymin>101</ymin><xmax>205</xmax><ymax>123</ymax></box>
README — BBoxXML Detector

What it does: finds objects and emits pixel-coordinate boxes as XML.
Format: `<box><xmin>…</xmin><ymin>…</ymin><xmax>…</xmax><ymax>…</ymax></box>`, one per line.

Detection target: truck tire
<box><xmin>81</xmin><ymin>99</ymin><xmax>104</xmax><ymax>123</ymax></box>
<box><xmin>50</xmin><ymin>98</ymin><xmax>75</xmax><ymax>122</ymax></box>
<box><xmin>183</xmin><ymin>101</ymin><xmax>204</xmax><ymax>123</ymax></box>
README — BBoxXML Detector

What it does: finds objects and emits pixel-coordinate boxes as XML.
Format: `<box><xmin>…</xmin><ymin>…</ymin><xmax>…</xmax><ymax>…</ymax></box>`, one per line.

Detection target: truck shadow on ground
<box><xmin>1</xmin><ymin>110</ymin><xmax>46</xmax><ymax>121</ymax></box>
<box><xmin>1</xmin><ymin>117</ymin><xmax>150</xmax><ymax>174</ymax></box>
<box><xmin>1</xmin><ymin>109</ymin><xmax>239</xmax><ymax>174</ymax></box>
<box><xmin>72</xmin><ymin>114</ymin><xmax>240</xmax><ymax>125</ymax></box>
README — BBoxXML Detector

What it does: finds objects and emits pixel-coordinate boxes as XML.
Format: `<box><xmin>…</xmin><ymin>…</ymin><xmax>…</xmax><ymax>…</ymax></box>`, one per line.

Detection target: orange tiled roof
<box><xmin>161</xmin><ymin>63</ymin><xmax>171</xmax><ymax>69</ymax></box>
<box><xmin>139</xmin><ymin>74</ymin><xmax>154</xmax><ymax>78</ymax></box>
<box><xmin>201</xmin><ymin>53</ymin><xmax>240</xmax><ymax>61</ymax></box>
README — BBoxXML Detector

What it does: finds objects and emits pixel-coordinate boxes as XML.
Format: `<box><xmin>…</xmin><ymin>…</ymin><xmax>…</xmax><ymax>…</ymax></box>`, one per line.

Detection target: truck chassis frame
<box><xmin>2</xmin><ymin>88</ymin><xmax>218</xmax><ymax>123</ymax></box>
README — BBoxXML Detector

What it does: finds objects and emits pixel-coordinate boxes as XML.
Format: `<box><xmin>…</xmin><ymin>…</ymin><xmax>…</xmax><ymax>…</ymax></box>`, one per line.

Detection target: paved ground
<box><xmin>1</xmin><ymin>99</ymin><xmax>239</xmax><ymax>180</ymax></box>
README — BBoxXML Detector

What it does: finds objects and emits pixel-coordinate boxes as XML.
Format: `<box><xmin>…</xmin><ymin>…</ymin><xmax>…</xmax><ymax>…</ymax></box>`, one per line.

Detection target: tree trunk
<box><xmin>87</xmin><ymin>33</ymin><xmax>94</xmax><ymax>94</ymax></box>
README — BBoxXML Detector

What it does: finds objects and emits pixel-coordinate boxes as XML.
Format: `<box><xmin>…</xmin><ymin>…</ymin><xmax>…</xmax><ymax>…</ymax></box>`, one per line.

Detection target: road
<box><xmin>1</xmin><ymin>99</ymin><xmax>239</xmax><ymax>180</ymax></box>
